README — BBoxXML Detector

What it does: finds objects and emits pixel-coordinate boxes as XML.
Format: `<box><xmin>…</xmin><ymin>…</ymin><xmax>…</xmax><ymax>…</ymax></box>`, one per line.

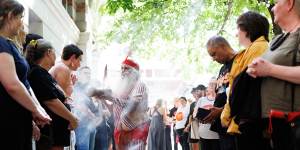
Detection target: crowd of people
<box><xmin>1</xmin><ymin>0</ymin><xmax>300</xmax><ymax>150</ymax></box>
<box><xmin>139</xmin><ymin>0</ymin><xmax>300</xmax><ymax>149</ymax></box>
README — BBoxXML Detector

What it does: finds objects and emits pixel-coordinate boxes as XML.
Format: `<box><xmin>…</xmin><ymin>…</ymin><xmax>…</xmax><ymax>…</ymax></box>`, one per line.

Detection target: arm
<box><xmin>127</xmin><ymin>82</ymin><xmax>148</xmax><ymax>114</ymax></box>
<box><xmin>162</xmin><ymin>107</ymin><xmax>168</xmax><ymax>123</ymax></box>
<box><xmin>248</xmin><ymin>58</ymin><xmax>300</xmax><ymax>84</ymax></box>
<box><xmin>184</xmin><ymin>115</ymin><xmax>192</xmax><ymax>132</ymax></box>
<box><xmin>193</xmin><ymin>101</ymin><xmax>200</xmax><ymax>119</ymax></box>
<box><xmin>103</xmin><ymin>100</ymin><xmax>114</xmax><ymax>112</ymax></box>
<box><xmin>89</xmin><ymin>89</ymin><xmax>120</xmax><ymax>109</ymax></box>
<box><xmin>0</xmin><ymin>53</ymin><xmax>51</xmax><ymax>125</ymax></box>
<box><xmin>29</xmin><ymin>88</ymin><xmax>48</xmax><ymax>115</ymax></box>
<box><xmin>44</xmin><ymin>99</ymin><xmax>78</xmax><ymax>129</ymax></box>
<box><xmin>0</xmin><ymin>53</ymin><xmax>39</xmax><ymax>112</ymax></box>
<box><xmin>120</xmin><ymin>83</ymin><xmax>148</xmax><ymax>131</ymax></box>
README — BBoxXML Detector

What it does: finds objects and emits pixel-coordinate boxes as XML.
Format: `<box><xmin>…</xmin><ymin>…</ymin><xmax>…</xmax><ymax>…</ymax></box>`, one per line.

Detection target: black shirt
<box><xmin>210</xmin><ymin>57</ymin><xmax>235</xmax><ymax>134</ymax></box>
<box><xmin>214</xmin><ymin>58</ymin><xmax>234</xmax><ymax>107</ymax></box>
<box><xmin>28</xmin><ymin>64</ymin><xmax>66</xmax><ymax>103</ymax></box>
<box><xmin>28</xmin><ymin>64</ymin><xmax>70</xmax><ymax>144</ymax></box>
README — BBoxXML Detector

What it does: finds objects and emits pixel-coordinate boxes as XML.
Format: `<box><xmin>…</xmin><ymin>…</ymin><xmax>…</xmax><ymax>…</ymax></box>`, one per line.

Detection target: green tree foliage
<box><xmin>92</xmin><ymin>0</ymin><xmax>275</xmax><ymax>79</ymax></box>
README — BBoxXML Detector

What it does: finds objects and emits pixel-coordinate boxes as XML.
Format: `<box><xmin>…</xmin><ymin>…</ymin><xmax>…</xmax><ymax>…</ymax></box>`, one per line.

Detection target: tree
<box><xmin>90</xmin><ymin>0</ymin><xmax>277</xmax><ymax>79</ymax></box>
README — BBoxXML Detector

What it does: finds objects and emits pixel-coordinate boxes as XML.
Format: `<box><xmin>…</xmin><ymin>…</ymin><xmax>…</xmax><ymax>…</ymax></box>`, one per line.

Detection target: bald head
<box><xmin>206</xmin><ymin>36</ymin><xmax>235</xmax><ymax>64</ymax></box>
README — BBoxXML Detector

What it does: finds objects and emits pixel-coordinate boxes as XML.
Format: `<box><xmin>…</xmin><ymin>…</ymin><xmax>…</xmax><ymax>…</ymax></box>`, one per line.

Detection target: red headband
<box><xmin>122</xmin><ymin>58</ymin><xmax>139</xmax><ymax>70</ymax></box>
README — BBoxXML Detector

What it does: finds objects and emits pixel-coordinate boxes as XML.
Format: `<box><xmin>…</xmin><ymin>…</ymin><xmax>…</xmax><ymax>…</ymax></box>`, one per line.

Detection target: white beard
<box><xmin>115</xmin><ymin>69</ymin><xmax>139</xmax><ymax>98</ymax></box>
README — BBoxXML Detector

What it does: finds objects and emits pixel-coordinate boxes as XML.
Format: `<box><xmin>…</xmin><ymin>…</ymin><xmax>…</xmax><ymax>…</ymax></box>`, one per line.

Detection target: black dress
<box><xmin>0</xmin><ymin>37</ymin><xmax>33</xmax><ymax>150</ymax></box>
<box><xmin>28</xmin><ymin>64</ymin><xmax>71</xmax><ymax>148</ymax></box>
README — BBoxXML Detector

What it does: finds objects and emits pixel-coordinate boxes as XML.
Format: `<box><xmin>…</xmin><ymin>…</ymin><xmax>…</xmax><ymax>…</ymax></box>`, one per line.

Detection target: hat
<box><xmin>122</xmin><ymin>58</ymin><xmax>139</xmax><ymax>70</ymax></box>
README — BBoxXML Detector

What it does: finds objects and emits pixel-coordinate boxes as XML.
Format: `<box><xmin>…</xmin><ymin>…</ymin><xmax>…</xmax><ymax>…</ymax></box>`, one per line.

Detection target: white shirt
<box><xmin>195</xmin><ymin>97</ymin><xmax>219</xmax><ymax>139</ymax></box>
<box><xmin>175</xmin><ymin>104</ymin><xmax>190</xmax><ymax>129</ymax></box>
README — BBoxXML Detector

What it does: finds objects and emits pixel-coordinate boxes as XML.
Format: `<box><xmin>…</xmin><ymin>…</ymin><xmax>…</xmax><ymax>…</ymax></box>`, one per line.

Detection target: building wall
<box><xmin>17</xmin><ymin>0</ymin><xmax>82</xmax><ymax>55</ymax></box>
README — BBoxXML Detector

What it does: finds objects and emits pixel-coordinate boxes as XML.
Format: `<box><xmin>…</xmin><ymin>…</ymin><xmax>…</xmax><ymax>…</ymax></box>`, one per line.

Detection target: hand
<box><xmin>71</xmin><ymin>73</ymin><xmax>77</xmax><ymax>85</ymax></box>
<box><xmin>65</xmin><ymin>97</ymin><xmax>74</xmax><ymax>108</ymax></box>
<box><xmin>202</xmin><ymin>107</ymin><xmax>223</xmax><ymax>124</ymax></box>
<box><xmin>32</xmin><ymin>123</ymin><xmax>41</xmax><ymax>141</ymax></box>
<box><xmin>99</xmin><ymin>95</ymin><xmax>114</xmax><ymax>101</ymax></box>
<box><xmin>32</xmin><ymin>108</ymin><xmax>51</xmax><ymax>127</ymax></box>
<box><xmin>247</xmin><ymin>58</ymin><xmax>273</xmax><ymax>78</ymax></box>
<box><xmin>183</xmin><ymin>126</ymin><xmax>190</xmax><ymax>133</ymax></box>
<box><xmin>89</xmin><ymin>89</ymin><xmax>113</xmax><ymax>100</ymax></box>
<box><xmin>68</xmin><ymin>116</ymin><xmax>79</xmax><ymax>130</ymax></box>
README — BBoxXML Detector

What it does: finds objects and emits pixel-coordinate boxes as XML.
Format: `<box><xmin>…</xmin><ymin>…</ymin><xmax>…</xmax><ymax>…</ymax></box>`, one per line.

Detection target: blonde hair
<box><xmin>13</xmin><ymin>25</ymin><xmax>26</xmax><ymax>53</ymax></box>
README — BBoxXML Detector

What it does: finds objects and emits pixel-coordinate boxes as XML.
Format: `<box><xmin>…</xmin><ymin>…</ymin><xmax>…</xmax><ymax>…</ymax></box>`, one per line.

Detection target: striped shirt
<box><xmin>113</xmin><ymin>81</ymin><xmax>148</xmax><ymax>130</ymax></box>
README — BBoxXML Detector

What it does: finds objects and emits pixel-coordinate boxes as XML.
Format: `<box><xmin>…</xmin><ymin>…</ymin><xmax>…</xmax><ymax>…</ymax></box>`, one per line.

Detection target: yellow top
<box><xmin>220</xmin><ymin>36</ymin><xmax>269</xmax><ymax>134</ymax></box>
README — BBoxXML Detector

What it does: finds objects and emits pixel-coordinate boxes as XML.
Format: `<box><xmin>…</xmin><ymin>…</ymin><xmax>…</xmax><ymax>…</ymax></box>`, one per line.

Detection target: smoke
<box><xmin>112</xmin><ymin>68</ymin><xmax>139</xmax><ymax>98</ymax></box>
<box><xmin>72</xmin><ymin>79</ymin><xmax>108</xmax><ymax>145</ymax></box>
<box><xmin>76</xmin><ymin>66</ymin><xmax>148</xmax><ymax>148</ymax></box>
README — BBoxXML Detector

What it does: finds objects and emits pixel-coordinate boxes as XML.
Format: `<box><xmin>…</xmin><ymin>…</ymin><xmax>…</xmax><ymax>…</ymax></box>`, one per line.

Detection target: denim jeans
<box><xmin>75</xmin><ymin>125</ymin><xmax>96</xmax><ymax>150</ymax></box>
<box><xmin>94</xmin><ymin>121</ymin><xmax>109</xmax><ymax>150</ymax></box>
<box><xmin>107</xmin><ymin>116</ymin><xmax>115</xmax><ymax>150</ymax></box>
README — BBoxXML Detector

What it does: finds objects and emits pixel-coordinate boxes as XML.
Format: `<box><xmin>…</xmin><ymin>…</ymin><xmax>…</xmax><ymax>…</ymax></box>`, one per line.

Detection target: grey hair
<box><xmin>206</xmin><ymin>35</ymin><xmax>231</xmax><ymax>49</ymax></box>
<box><xmin>25</xmin><ymin>39</ymin><xmax>54</xmax><ymax>65</ymax></box>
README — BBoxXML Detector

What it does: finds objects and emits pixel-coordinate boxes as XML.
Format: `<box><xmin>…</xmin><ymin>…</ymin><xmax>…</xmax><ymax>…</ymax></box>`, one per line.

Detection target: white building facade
<box><xmin>17</xmin><ymin>0</ymin><xmax>92</xmax><ymax>65</ymax></box>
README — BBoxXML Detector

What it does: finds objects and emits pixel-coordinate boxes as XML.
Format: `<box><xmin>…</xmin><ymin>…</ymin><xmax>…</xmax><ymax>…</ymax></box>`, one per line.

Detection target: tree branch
<box><xmin>217</xmin><ymin>0</ymin><xmax>233</xmax><ymax>35</ymax></box>
<box><xmin>256</xmin><ymin>0</ymin><xmax>282</xmax><ymax>35</ymax></box>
